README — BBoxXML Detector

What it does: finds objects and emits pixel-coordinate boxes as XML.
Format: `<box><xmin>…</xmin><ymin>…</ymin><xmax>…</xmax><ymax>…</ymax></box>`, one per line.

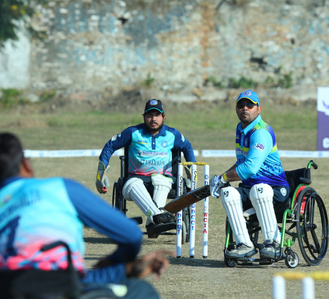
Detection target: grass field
<box><xmin>1</xmin><ymin>100</ymin><xmax>328</xmax><ymax>299</ymax></box>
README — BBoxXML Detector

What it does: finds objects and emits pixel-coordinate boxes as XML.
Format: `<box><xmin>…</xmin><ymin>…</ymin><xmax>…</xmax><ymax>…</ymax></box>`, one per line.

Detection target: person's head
<box><xmin>235</xmin><ymin>90</ymin><xmax>262</xmax><ymax>129</ymax></box>
<box><xmin>143</xmin><ymin>99</ymin><xmax>166</xmax><ymax>135</ymax></box>
<box><xmin>0</xmin><ymin>132</ymin><xmax>34</xmax><ymax>182</ymax></box>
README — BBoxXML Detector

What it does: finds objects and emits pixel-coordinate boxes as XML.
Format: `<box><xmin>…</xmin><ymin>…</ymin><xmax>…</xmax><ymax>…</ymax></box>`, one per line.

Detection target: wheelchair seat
<box><xmin>0</xmin><ymin>241</ymin><xmax>126</xmax><ymax>299</ymax></box>
<box><xmin>112</xmin><ymin>147</ymin><xmax>191</xmax><ymax>241</ymax></box>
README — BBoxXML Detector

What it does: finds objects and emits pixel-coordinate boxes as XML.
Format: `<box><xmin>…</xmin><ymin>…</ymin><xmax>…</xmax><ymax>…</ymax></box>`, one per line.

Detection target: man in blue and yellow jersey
<box><xmin>210</xmin><ymin>90</ymin><xmax>289</xmax><ymax>260</ymax></box>
<box><xmin>96</xmin><ymin>99</ymin><xmax>196</xmax><ymax>238</ymax></box>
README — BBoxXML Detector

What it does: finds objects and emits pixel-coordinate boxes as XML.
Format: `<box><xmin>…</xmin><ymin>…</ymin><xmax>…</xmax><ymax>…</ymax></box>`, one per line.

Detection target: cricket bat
<box><xmin>164</xmin><ymin>185</ymin><xmax>210</xmax><ymax>213</ymax></box>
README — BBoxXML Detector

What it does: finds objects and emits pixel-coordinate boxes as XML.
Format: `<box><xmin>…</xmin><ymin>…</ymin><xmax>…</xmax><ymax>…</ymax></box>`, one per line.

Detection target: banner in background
<box><xmin>317</xmin><ymin>87</ymin><xmax>329</xmax><ymax>151</ymax></box>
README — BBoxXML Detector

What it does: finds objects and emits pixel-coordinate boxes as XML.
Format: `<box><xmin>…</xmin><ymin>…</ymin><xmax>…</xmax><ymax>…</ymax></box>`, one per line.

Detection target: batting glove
<box><xmin>96</xmin><ymin>161</ymin><xmax>110</xmax><ymax>194</ymax></box>
<box><xmin>210</xmin><ymin>175</ymin><xmax>227</xmax><ymax>198</ymax></box>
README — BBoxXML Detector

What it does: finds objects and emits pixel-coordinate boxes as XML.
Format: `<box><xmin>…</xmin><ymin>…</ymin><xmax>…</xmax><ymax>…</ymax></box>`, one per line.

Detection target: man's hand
<box><xmin>126</xmin><ymin>250</ymin><xmax>175</xmax><ymax>280</ymax></box>
<box><xmin>95</xmin><ymin>161</ymin><xmax>110</xmax><ymax>194</ymax></box>
<box><xmin>210</xmin><ymin>174</ymin><xmax>228</xmax><ymax>198</ymax></box>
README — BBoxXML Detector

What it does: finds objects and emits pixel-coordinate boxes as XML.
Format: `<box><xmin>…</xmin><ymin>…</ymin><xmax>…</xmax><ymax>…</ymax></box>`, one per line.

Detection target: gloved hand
<box><xmin>210</xmin><ymin>174</ymin><xmax>228</xmax><ymax>198</ymax></box>
<box><xmin>185</xmin><ymin>166</ymin><xmax>198</xmax><ymax>189</ymax></box>
<box><xmin>96</xmin><ymin>161</ymin><xmax>110</xmax><ymax>194</ymax></box>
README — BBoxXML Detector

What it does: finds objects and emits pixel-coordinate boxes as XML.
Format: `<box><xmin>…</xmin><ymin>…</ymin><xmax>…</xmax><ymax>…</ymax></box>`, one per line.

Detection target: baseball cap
<box><xmin>236</xmin><ymin>90</ymin><xmax>260</xmax><ymax>105</ymax></box>
<box><xmin>144</xmin><ymin>99</ymin><xmax>164</xmax><ymax>114</ymax></box>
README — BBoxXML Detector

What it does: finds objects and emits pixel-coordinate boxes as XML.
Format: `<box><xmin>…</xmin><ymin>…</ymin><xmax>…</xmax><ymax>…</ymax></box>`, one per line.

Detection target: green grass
<box><xmin>0</xmin><ymin>100</ymin><xmax>318</xmax><ymax>151</ymax></box>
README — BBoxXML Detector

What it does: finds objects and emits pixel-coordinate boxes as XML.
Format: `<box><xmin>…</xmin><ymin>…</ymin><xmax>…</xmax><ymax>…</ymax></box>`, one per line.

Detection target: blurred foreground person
<box><xmin>0</xmin><ymin>132</ymin><xmax>173</xmax><ymax>299</ymax></box>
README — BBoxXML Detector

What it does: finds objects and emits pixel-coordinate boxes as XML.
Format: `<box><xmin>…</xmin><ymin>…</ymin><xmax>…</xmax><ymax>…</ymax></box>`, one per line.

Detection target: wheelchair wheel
<box><xmin>112</xmin><ymin>181</ymin><xmax>124</xmax><ymax>213</ymax></box>
<box><xmin>285</xmin><ymin>251</ymin><xmax>299</xmax><ymax>268</ymax></box>
<box><xmin>296</xmin><ymin>187</ymin><xmax>329</xmax><ymax>266</ymax></box>
<box><xmin>182</xmin><ymin>207</ymin><xmax>191</xmax><ymax>243</ymax></box>
<box><xmin>181</xmin><ymin>220</ymin><xmax>187</xmax><ymax>245</ymax></box>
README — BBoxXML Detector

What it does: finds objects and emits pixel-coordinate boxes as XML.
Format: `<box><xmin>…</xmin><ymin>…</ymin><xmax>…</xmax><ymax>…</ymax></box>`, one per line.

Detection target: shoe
<box><xmin>146</xmin><ymin>223</ymin><xmax>159</xmax><ymax>238</ymax></box>
<box><xmin>153</xmin><ymin>212</ymin><xmax>176</xmax><ymax>225</ymax></box>
<box><xmin>225</xmin><ymin>243</ymin><xmax>257</xmax><ymax>259</ymax></box>
<box><xmin>260</xmin><ymin>240</ymin><xmax>281</xmax><ymax>259</ymax></box>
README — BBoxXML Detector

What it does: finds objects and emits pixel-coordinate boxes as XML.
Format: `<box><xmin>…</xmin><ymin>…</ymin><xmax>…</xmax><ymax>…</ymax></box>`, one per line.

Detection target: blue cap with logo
<box><xmin>236</xmin><ymin>90</ymin><xmax>260</xmax><ymax>105</ymax></box>
<box><xmin>144</xmin><ymin>99</ymin><xmax>164</xmax><ymax>114</ymax></box>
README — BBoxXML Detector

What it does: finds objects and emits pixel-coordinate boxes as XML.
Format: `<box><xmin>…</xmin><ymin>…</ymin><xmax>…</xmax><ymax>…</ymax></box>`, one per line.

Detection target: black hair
<box><xmin>0</xmin><ymin>132</ymin><xmax>24</xmax><ymax>182</ymax></box>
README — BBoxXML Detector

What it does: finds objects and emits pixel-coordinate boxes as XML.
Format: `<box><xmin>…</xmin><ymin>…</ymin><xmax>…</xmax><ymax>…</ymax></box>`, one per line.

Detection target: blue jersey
<box><xmin>0</xmin><ymin>177</ymin><xmax>142</xmax><ymax>283</ymax></box>
<box><xmin>235</xmin><ymin>115</ymin><xmax>289</xmax><ymax>187</ymax></box>
<box><xmin>99</xmin><ymin>123</ymin><xmax>195</xmax><ymax>176</ymax></box>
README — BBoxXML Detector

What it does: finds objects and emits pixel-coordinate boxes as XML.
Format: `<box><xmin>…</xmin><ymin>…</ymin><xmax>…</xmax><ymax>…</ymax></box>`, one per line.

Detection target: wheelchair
<box><xmin>112</xmin><ymin>147</ymin><xmax>191</xmax><ymax>242</ymax></box>
<box><xmin>0</xmin><ymin>241</ymin><xmax>119</xmax><ymax>299</ymax></box>
<box><xmin>224</xmin><ymin>160</ymin><xmax>329</xmax><ymax>268</ymax></box>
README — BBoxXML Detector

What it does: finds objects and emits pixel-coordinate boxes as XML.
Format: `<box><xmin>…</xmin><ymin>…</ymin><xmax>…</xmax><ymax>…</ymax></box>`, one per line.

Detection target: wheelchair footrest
<box><xmin>130</xmin><ymin>216</ymin><xmax>143</xmax><ymax>225</ymax></box>
<box><xmin>147</xmin><ymin>222</ymin><xmax>176</xmax><ymax>238</ymax></box>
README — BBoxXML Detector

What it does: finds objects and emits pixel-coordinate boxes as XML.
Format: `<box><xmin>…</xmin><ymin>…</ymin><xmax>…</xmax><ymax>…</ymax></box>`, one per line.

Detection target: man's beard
<box><xmin>145</xmin><ymin>122</ymin><xmax>164</xmax><ymax>134</ymax></box>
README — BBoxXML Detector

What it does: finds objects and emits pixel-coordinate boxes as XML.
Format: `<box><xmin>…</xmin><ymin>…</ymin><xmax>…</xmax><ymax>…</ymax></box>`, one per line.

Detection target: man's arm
<box><xmin>172</xmin><ymin>129</ymin><xmax>196</xmax><ymax>162</ymax></box>
<box><xmin>64</xmin><ymin>178</ymin><xmax>142</xmax><ymax>265</ymax></box>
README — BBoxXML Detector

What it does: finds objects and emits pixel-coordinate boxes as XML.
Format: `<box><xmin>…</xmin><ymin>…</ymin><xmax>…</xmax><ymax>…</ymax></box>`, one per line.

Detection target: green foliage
<box><xmin>228</xmin><ymin>76</ymin><xmax>259</xmax><ymax>89</ymax></box>
<box><xmin>40</xmin><ymin>90</ymin><xmax>56</xmax><ymax>102</ymax></box>
<box><xmin>206</xmin><ymin>76</ymin><xmax>225</xmax><ymax>88</ymax></box>
<box><xmin>141</xmin><ymin>73</ymin><xmax>155</xmax><ymax>87</ymax></box>
<box><xmin>263</xmin><ymin>67</ymin><xmax>294</xmax><ymax>89</ymax></box>
<box><xmin>0</xmin><ymin>88</ymin><xmax>26</xmax><ymax>109</ymax></box>
<box><xmin>0</xmin><ymin>0</ymin><xmax>48</xmax><ymax>49</ymax></box>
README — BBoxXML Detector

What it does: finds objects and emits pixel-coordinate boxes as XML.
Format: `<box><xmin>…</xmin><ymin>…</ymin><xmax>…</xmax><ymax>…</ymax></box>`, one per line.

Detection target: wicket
<box><xmin>176</xmin><ymin>162</ymin><xmax>209</xmax><ymax>258</ymax></box>
<box><xmin>272</xmin><ymin>272</ymin><xmax>329</xmax><ymax>299</ymax></box>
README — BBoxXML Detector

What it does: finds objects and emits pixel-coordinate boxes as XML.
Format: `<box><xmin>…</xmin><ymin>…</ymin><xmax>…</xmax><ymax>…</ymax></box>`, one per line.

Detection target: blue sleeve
<box><xmin>236</xmin><ymin>129</ymin><xmax>272</xmax><ymax>180</ymax></box>
<box><xmin>63</xmin><ymin>179</ymin><xmax>142</xmax><ymax>265</ymax></box>
<box><xmin>99</xmin><ymin>127</ymin><xmax>133</xmax><ymax>167</ymax></box>
<box><xmin>173</xmin><ymin>129</ymin><xmax>196</xmax><ymax>162</ymax></box>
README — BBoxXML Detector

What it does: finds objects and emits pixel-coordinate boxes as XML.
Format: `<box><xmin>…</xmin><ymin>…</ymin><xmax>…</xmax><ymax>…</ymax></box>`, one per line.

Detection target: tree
<box><xmin>0</xmin><ymin>0</ymin><xmax>48</xmax><ymax>49</ymax></box>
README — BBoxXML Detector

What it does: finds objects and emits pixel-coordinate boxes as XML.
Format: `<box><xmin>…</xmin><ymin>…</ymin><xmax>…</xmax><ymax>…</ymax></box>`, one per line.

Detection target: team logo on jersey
<box><xmin>137</xmin><ymin>140</ymin><xmax>148</xmax><ymax>144</ymax></box>
<box><xmin>280</xmin><ymin>188</ymin><xmax>287</xmax><ymax>196</ymax></box>
<box><xmin>111</xmin><ymin>134</ymin><xmax>120</xmax><ymax>141</ymax></box>
<box><xmin>161</xmin><ymin>140</ymin><xmax>168</xmax><ymax>148</ymax></box>
<box><xmin>254</xmin><ymin>143</ymin><xmax>265</xmax><ymax>151</ymax></box>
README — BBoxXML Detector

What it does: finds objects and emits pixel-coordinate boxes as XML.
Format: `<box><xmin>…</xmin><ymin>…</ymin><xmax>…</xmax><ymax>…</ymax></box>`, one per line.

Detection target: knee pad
<box><xmin>123</xmin><ymin>177</ymin><xmax>161</xmax><ymax>218</ymax></box>
<box><xmin>151</xmin><ymin>174</ymin><xmax>173</xmax><ymax>209</ymax></box>
<box><xmin>250</xmin><ymin>183</ymin><xmax>280</xmax><ymax>243</ymax></box>
<box><xmin>221</xmin><ymin>187</ymin><xmax>252</xmax><ymax>247</ymax></box>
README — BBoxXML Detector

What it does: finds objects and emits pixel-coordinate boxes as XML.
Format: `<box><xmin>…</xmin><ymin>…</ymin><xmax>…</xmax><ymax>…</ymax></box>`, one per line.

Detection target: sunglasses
<box><xmin>237</xmin><ymin>102</ymin><xmax>257</xmax><ymax>109</ymax></box>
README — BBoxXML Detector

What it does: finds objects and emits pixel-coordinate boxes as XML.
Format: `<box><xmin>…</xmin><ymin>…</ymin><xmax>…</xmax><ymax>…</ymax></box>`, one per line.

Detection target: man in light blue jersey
<box><xmin>0</xmin><ymin>133</ymin><xmax>173</xmax><ymax>298</ymax></box>
<box><xmin>96</xmin><ymin>99</ymin><xmax>196</xmax><ymax>238</ymax></box>
<box><xmin>210</xmin><ymin>90</ymin><xmax>290</xmax><ymax>260</ymax></box>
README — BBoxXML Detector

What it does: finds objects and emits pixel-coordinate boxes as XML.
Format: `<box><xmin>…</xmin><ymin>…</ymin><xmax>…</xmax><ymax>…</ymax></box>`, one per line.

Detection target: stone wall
<box><xmin>1</xmin><ymin>0</ymin><xmax>329</xmax><ymax>102</ymax></box>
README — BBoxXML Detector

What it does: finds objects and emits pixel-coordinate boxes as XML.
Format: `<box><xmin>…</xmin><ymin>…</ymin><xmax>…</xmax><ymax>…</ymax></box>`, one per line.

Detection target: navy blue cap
<box><xmin>144</xmin><ymin>99</ymin><xmax>164</xmax><ymax>114</ymax></box>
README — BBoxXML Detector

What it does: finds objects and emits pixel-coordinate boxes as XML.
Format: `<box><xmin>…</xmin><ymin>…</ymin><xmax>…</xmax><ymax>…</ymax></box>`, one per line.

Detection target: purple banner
<box><xmin>317</xmin><ymin>87</ymin><xmax>329</xmax><ymax>151</ymax></box>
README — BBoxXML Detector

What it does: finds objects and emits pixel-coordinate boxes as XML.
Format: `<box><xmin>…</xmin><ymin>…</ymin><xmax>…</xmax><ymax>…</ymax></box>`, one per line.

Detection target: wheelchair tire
<box><xmin>224</xmin><ymin>257</ymin><xmax>236</xmax><ymax>267</ymax></box>
<box><xmin>112</xmin><ymin>181</ymin><xmax>124</xmax><ymax>213</ymax></box>
<box><xmin>296</xmin><ymin>187</ymin><xmax>329</xmax><ymax>266</ymax></box>
<box><xmin>285</xmin><ymin>251</ymin><xmax>299</xmax><ymax>268</ymax></box>
<box><xmin>181</xmin><ymin>221</ymin><xmax>187</xmax><ymax>245</ymax></box>
<box><xmin>182</xmin><ymin>207</ymin><xmax>191</xmax><ymax>243</ymax></box>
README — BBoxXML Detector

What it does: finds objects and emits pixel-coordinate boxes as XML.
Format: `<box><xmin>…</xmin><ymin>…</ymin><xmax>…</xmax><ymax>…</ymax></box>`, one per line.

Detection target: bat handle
<box><xmin>102</xmin><ymin>186</ymin><xmax>107</xmax><ymax>192</ymax></box>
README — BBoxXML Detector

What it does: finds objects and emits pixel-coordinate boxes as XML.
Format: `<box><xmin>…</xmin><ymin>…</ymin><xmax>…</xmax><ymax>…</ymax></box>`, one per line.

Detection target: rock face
<box><xmin>1</xmin><ymin>0</ymin><xmax>328</xmax><ymax>103</ymax></box>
